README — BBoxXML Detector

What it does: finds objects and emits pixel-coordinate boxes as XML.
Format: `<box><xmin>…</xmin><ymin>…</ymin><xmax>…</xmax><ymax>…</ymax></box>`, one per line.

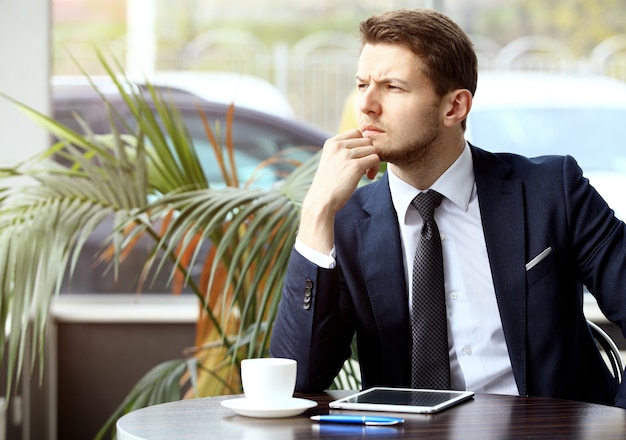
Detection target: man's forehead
<box><xmin>357</xmin><ymin>44</ymin><xmax>425</xmax><ymax>79</ymax></box>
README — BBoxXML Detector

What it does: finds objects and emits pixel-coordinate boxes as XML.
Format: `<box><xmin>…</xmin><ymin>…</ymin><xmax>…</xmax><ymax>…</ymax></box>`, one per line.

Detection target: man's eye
<box><xmin>357</xmin><ymin>83</ymin><xmax>368</xmax><ymax>91</ymax></box>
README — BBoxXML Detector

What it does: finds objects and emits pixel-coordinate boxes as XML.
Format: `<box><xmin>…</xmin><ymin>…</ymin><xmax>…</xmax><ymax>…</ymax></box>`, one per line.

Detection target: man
<box><xmin>269</xmin><ymin>8</ymin><xmax>626</xmax><ymax>408</ymax></box>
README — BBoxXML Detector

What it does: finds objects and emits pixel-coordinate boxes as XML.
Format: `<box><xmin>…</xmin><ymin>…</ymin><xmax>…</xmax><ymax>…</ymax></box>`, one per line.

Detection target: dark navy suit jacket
<box><xmin>270</xmin><ymin>145</ymin><xmax>626</xmax><ymax>408</ymax></box>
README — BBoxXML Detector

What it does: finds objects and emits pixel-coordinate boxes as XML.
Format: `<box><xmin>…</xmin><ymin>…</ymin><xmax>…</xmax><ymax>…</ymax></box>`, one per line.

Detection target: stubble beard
<box><xmin>377</xmin><ymin>124</ymin><xmax>440</xmax><ymax>168</ymax></box>
<box><xmin>373</xmin><ymin>99</ymin><xmax>442</xmax><ymax>167</ymax></box>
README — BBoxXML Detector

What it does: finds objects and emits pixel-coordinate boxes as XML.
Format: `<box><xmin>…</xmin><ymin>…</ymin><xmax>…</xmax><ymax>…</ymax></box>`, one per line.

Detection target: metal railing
<box><xmin>53</xmin><ymin>31</ymin><xmax>626</xmax><ymax>133</ymax></box>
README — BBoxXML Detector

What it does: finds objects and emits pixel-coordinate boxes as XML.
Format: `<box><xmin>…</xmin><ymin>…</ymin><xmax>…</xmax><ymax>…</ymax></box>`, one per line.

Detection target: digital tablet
<box><xmin>329</xmin><ymin>387</ymin><xmax>475</xmax><ymax>414</ymax></box>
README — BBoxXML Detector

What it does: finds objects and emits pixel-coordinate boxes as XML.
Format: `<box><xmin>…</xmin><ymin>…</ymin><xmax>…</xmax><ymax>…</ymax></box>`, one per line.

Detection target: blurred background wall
<box><xmin>0</xmin><ymin>0</ymin><xmax>51</xmax><ymax>167</ymax></box>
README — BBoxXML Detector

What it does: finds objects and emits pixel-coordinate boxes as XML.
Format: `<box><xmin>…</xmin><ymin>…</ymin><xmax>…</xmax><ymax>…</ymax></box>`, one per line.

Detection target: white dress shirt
<box><xmin>295</xmin><ymin>143</ymin><xmax>518</xmax><ymax>395</ymax></box>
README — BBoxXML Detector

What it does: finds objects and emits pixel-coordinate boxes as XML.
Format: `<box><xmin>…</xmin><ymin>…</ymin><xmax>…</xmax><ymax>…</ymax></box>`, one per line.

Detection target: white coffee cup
<box><xmin>240</xmin><ymin>357</ymin><xmax>297</xmax><ymax>406</ymax></box>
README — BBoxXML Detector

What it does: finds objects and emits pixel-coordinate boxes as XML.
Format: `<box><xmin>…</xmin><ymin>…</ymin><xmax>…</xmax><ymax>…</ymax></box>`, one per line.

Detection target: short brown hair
<box><xmin>359</xmin><ymin>9</ymin><xmax>477</xmax><ymax>98</ymax></box>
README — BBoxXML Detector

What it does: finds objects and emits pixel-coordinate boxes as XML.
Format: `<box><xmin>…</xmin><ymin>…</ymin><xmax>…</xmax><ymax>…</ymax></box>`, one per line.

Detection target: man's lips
<box><xmin>360</xmin><ymin>125</ymin><xmax>384</xmax><ymax>138</ymax></box>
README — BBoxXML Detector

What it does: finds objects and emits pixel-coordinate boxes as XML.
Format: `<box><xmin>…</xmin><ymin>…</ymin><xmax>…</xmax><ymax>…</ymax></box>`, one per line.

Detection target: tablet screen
<box><xmin>329</xmin><ymin>387</ymin><xmax>474</xmax><ymax>414</ymax></box>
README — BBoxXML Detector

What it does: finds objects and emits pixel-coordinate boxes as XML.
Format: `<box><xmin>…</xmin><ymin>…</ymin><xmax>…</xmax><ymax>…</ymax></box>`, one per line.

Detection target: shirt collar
<box><xmin>388</xmin><ymin>141</ymin><xmax>475</xmax><ymax>220</ymax></box>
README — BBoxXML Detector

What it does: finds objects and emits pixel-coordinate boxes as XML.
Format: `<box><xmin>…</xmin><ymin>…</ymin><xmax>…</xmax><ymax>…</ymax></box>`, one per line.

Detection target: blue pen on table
<box><xmin>310</xmin><ymin>415</ymin><xmax>404</xmax><ymax>426</ymax></box>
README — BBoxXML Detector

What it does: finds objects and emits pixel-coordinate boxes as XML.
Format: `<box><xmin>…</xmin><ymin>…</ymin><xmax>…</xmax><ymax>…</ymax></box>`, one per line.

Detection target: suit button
<box><xmin>303</xmin><ymin>280</ymin><xmax>313</xmax><ymax>310</ymax></box>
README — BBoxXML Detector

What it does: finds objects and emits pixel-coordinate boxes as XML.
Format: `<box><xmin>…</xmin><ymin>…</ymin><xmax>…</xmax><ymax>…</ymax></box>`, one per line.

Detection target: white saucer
<box><xmin>221</xmin><ymin>397</ymin><xmax>318</xmax><ymax>418</ymax></box>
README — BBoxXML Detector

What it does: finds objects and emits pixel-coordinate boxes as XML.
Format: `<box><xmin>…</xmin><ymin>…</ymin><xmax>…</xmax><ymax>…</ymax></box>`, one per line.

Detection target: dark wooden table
<box><xmin>116</xmin><ymin>390</ymin><xmax>626</xmax><ymax>439</ymax></box>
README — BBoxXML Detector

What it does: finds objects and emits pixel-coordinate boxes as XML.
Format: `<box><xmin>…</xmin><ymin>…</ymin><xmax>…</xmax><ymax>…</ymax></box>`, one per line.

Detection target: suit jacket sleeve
<box><xmin>564</xmin><ymin>155</ymin><xmax>626</xmax><ymax>407</ymax></box>
<box><xmin>269</xmin><ymin>249</ymin><xmax>354</xmax><ymax>392</ymax></box>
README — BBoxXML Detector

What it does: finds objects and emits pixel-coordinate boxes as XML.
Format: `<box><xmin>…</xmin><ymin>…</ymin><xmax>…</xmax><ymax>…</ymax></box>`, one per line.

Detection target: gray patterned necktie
<box><xmin>410</xmin><ymin>190</ymin><xmax>450</xmax><ymax>389</ymax></box>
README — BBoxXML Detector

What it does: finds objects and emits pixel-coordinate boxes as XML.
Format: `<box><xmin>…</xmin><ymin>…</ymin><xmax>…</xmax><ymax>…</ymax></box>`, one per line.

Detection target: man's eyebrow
<box><xmin>355</xmin><ymin>75</ymin><xmax>411</xmax><ymax>87</ymax></box>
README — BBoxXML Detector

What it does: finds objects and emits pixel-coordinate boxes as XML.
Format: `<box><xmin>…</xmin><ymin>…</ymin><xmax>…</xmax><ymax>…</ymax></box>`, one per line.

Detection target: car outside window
<box><xmin>468</xmin><ymin>108</ymin><xmax>626</xmax><ymax>172</ymax></box>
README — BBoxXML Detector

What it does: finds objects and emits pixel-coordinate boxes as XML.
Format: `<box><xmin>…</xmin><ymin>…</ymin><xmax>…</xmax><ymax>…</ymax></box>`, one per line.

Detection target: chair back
<box><xmin>588</xmin><ymin>319</ymin><xmax>624</xmax><ymax>382</ymax></box>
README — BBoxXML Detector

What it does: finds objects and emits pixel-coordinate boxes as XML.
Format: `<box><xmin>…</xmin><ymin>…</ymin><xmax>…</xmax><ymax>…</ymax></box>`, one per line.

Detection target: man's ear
<box><xmin>442</xmin><ymin>89</ymin><xmax>472</xmax><ymax>128</ymax></box>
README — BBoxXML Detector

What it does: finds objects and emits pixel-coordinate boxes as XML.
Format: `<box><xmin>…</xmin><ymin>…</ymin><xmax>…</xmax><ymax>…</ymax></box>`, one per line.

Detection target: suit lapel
<box><xmin>356</xmin><ymin>175</ymin><xmax>411</xmax><ymax>354</ymax></box>
<box><xmin>471</xmin><ymin>146</ymin><xmax>528</xmax><ymax>395</ymax></box>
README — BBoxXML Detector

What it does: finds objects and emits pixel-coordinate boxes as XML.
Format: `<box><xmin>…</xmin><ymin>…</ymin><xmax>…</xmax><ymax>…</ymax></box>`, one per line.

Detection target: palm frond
<box><xmin>2</xmin><ymin>53</ymin><xmax>364</xmax><ymax>435</ymax></box>
<box><xmin>0</xmin><ymin>134</ymin><xmax>148</xmax><ymax>396</ymax></box>
<box><xmin>0</xmin><ymin>54</ymin><xmax>209</xmax><ymax>401</ymax></box>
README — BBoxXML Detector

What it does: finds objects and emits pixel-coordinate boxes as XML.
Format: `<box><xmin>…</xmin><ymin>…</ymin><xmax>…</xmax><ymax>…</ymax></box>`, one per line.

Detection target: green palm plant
<box><xmin>1</xmin><ymin>55</ymin><xmax>363</xmax><ymax>439</ymax></box>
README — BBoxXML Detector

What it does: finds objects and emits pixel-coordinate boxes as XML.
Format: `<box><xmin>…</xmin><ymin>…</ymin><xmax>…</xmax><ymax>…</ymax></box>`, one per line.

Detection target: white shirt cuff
<box><xmin>294</xmin><ymin>237</ymin><xmax>336</xmax><ymax>269</ymax></box>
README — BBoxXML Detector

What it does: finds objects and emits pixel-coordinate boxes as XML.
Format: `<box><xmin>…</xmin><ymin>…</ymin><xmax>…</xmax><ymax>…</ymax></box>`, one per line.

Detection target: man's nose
<box><xmin>357</xmin><ymin>88</ymin><xmax>382</xmax><ymax>116</ymax></box>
